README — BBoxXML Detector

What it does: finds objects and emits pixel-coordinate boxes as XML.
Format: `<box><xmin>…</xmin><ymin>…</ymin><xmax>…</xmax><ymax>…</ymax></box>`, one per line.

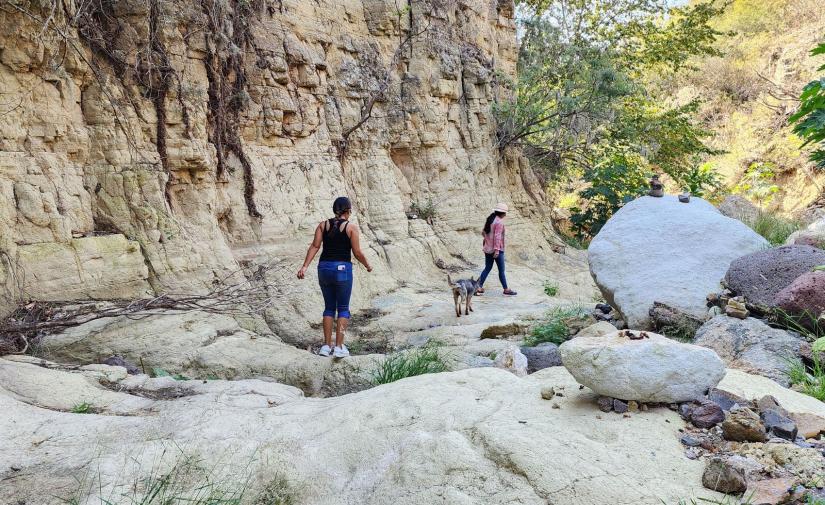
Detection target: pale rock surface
<box><xmin>693</xmin><ymin>316</ymin><xmax>806</xmax><ymax>386</ymax></box>
<box><xmin>559</xmin><ymin>330</ymin><xmax>726</xmax><ymax>402</ymax></box>
<box><xmin>0</xmin><ymin>359</ymin><xmax>732</xmax><ymax>505</ymax></box>
<box><xmin>492</xmin><ymin>345</ymin><xmax>528</xmax><ymax>376</ymax></box>
<box><xmin>39</xmin><ymin>310</ymin><xmax>376</xmax><ymax>396</ymax></box>
<box><xmin>588</xmin><ymin>195</ymin><xmax>768</xmax><ymax>329</ymax></box>
<box><xmin>574</xmin><ymin>321</ymin><xmax>617</xmax><ymax>339</ymax></box>
<box><xmin>718</xmin><ymin>369</ymin><xmax>825</xmax><ymax>418</ymax></box>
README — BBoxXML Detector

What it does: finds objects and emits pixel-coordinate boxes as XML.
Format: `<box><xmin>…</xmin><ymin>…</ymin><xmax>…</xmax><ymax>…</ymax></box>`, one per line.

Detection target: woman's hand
<box><xmin>494</xmin><ymin>250</ymin><xmax>500</xmax><ymax>259</ymax></box>
<box><xmin>366</xmin><ymin>264</ymin><xmax>373</xmax><ymax>273</ymax></box>
<box><xmin>297</xmin><ymin>266</ymin><xmax>307</xmax><ymax>279</ymax></box>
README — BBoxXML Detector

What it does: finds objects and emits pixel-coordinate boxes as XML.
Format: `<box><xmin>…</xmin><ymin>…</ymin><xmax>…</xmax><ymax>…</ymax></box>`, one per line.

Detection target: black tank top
<box><xmin>319</xmin><ymin>218</ymin><xmax>352</xmax><ymax>262</ymax></box>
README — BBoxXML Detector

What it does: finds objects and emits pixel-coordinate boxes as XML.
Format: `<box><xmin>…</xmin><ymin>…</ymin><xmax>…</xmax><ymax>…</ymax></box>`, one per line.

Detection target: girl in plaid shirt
<box><xmin>476</xmin><ymin>203</ymin><xmax>517</xmax><ymax>296</ymax></box>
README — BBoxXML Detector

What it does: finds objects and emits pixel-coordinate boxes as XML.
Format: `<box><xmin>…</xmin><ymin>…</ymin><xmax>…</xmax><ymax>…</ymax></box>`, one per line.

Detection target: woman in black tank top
<box><xmin>297</xmin><ymin>197</ymin><xmax>373</xmax><ymax>358</ymax></box>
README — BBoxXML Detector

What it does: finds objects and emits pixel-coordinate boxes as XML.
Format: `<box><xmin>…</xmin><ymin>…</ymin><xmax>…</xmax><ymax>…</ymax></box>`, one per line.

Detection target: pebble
<box><xmin>680</xmin><ymin>434</ymin><xmax>702</xmax><ymax>447</ymax></box>
<box><xmin>613</xmin><ymin>399</ymin><xmax>629</xmax><ymax>414</ymax></box>
<box><xmin>552</xmin><ymin>403</ymin><xmax>560</xmax><ymax>409</ymax></box>
<box><xmin>540</xmin><ymin>387</ymin><xmax>555</xmax><ymax>400</ymax></box>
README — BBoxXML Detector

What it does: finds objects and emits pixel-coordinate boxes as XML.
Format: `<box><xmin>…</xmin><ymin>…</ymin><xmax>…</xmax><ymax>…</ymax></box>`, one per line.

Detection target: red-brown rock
<box><xmin>775</xmin><ymin>271</ymin><xmax>825</xmax><ymax>329</ymax></box>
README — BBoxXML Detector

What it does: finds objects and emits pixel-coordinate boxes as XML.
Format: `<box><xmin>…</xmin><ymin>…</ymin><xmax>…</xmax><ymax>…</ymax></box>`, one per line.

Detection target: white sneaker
<box><xmin>318</xmin><ymin>345</ymin><xmax>332</xmax><ymax>357</ymax></box>
<box><xmin>333</xmin><ymin>345</ymin><xmax>350</xmax><ymax>358</ymax></box>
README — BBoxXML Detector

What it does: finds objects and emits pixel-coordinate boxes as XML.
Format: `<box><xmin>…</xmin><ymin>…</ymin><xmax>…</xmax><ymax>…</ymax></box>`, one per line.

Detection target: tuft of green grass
<box><xmin>560</xmin><ymin>233</ymin><xmax>589</xmax><ymax>250</ymax></box>
<box><xmin>787</xmin><ymin>356</ymin><xmax>825</xmax><ymax>402</ymax></box>
<box><xmin>659</xmin><ymin>318</ymin><xmax>701</xmax><ymax>343</ymax></box>
<box><xmin>370</xmin><ymin>344</ymin><xmax>447</xmax><ymax>385</ymax></box>
<box><xmin>252</xmin><ymin>475</ymin><xmax>296</xmax><ymax>505</ymax></box>
<box><xmin>524</xmin><ymin>305</ymin><xmax>590</xmax><ymax>347</ymax></box>
<box><xmin>543</xmin><ymin>281</ymin><xmax>559</xmax><ymax>297</ymax></box>
<box><xmin>152</xmin><ymin>367</ymin><xmax>190</xmax><ymax>381</ymax></box>
<box><xmin>747</xmin><ymin>211</ymin><xmax>802</xmax><ymax>246</ymax></box>
<box><xmin>71</xmin><ymin>402</ymin><xmax>92</xmax><ymax>414</ymax></box>
<box><xmin>409</xmin><ymin>199</ymin><xmax>437</xmax><ymax>222</ymax></box>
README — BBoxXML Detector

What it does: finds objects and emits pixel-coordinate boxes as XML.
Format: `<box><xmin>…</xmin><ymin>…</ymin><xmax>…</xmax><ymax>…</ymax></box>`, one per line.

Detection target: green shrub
<box><xmin>409</xmin><ymin>199</ymin><xmax>437</xmax><ymax>222</ymax></box>
<box><xmin>524</xmin><ymin>306</ymin><xmax>590</xmax><ymax>347</ymax></box>
<box><xmin>747</xmin><ymin>211</ymin><xmax>801</xmax><ymax>246</ymax></box>
<box><xmin>789</xmin><ymin>42</ymin><xmax>825</xmax><ymax>170</ymax></box>
<box><xmin>543</xmin><ymin>281</ymin><xmax>559</xmax><ymax>297</ymax></box>
<box><xmin>370</xmin><ymin>345</ymin><xmax>447</xmax><ymax>385</ymax></box>
<box><xmin>787</xmin><ymin>356</ymin><xmax>825</xmax><ymax>402</ymax></box>
<box><xmin>70</xmin><ymin>402</ymin><xmax>92</xmax><ymax>414</ymax></box>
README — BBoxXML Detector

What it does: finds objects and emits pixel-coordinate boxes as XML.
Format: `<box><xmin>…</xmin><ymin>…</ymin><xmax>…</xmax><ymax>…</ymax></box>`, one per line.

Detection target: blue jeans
<box><xmin>479</xmin><ymin>251</ymin><xmax>507</xmax><ymax>289</ymax></box>
<box><xmin>318</xmin><ymin>261</ymin><xmax>353</xmax><ymax>319</ymax></box>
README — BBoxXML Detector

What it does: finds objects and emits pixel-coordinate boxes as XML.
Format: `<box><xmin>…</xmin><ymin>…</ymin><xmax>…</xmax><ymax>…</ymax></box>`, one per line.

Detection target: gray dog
<box><xmin>448</xmin><ymin>274</ymin><xmax>480</xmax><ymax>317</ymax></box>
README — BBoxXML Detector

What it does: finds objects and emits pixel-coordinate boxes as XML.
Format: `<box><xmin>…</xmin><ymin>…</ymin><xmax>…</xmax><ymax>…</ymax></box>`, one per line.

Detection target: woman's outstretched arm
<box><xmin>349</xmin><ymin>225</ymin><xmax>373</xmax><ymax>272</ymax></box>
<box><xmin>297</xmin><ymin>222</ymin><xmax>324</xmax><ymax>279</ymax></box>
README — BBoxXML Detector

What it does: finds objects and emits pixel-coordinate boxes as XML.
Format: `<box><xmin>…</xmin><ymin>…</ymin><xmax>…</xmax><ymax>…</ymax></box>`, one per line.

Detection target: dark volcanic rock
<box><xmin>761</xmin><ymin>409</ymin><xmax>798</xmax><ymax>441</ymax></box>
<box><xmin>775</xmin><ymin>271</ymin><xmax>825</xmax><ymax>330</ymax></box>
<box><xmin>520</xmin><ymin>343</ymin><xmax>562</xmax><ymax>373</ymax></box>
<box><xmin>725</xmin><ymin>245</ymin><xmax>825</xmax><ymax>308</ymax></box>
<box><xmin>690</xmin><ymin>400</ymin><xmax>725</xmax><ymax>429</ymax></box>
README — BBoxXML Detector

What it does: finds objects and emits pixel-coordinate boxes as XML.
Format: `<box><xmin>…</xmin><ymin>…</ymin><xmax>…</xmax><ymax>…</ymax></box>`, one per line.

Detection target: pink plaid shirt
<box><xmin>482</xmin><ymin>217</ymin><xmax>505</xmax><ymax>254</ymax></box>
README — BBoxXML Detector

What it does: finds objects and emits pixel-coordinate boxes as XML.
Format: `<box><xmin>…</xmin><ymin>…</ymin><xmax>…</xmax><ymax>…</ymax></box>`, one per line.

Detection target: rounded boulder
<box><xmin>559</xmin><ymin>330</ymin><xmax>726</xmax><ymax>402</ymax></box>
<box><xmin>725</xmin><ymin>245</ymin><xmax>825</xmax><ymax>309</ymax></box>
<box><xmin>588</xmin><ymin>196</ymin><xmax>767</xmax><ymax>329</ymax></box>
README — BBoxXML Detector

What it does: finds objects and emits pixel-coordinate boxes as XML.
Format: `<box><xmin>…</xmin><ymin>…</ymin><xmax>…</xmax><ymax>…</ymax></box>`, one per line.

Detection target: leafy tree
<box><xmin>790</xmin><ymin>42</ymin><xmax>825</xmax><ymax>169</ymax></box>
<box><xmin>497</xmin><ymin>0</ymin><xmax>728</xmax><ymax>238</ymax></box>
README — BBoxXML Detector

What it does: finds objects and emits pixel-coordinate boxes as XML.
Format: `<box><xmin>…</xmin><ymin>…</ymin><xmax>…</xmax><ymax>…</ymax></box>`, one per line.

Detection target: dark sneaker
<box><xmin>503</xmin><ymin>289</ymin><xmax>518</xmax><ymax>296</ymax></box>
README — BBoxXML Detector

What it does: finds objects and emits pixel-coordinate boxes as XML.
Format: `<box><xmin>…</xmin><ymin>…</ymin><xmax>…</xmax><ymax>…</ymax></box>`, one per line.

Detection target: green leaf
<box><xmin>813</xmin><ymin>337</ymin><xmax>825</xmax><ymax>354</ymax></box>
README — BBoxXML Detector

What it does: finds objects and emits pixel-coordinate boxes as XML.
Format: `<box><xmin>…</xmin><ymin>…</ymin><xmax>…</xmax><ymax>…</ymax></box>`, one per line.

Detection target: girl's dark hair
<box><xmin>483</xmin><ymin>211</ymin><xmax>505</xmax><ymax>234</ymax></box>
<box><xmin>332</xmin><ymin>196</ymin><xmax>351</xmax><ymax>216</ymax></box>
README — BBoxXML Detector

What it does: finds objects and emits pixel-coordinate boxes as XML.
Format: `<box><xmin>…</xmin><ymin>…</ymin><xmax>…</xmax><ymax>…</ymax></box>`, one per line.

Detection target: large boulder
<box><xmin>559</xmin><ymin>330</ymin><xmax>726</xmax><ymax>402</ymax></box>
<box><xmin>693</xmin><ymin>316</ymin><xmax>806</xmax><ymax>386</ymax></box>
<box><xmin>724</xmin><ymin>245</ymin><xmax>825</xmax><ymax>309</ymax></box>
<box><xmin>775</xmin><ymin>271</ymin><xmax>825</xmax><ymax>327</ymax></box>
<box><xmin>718</xmin><ymin>195</ymin><xmax>760</xmax><ymax>224</ymax></box>
<box><xmin>589</xmin><ymin>196</ymin><xmax>767</xmax><ymax>329</ymax></box>
<box><xmin>786</xmin><ymin>216</ymin><xmax>825</xmax><ymax>248</ymax></box>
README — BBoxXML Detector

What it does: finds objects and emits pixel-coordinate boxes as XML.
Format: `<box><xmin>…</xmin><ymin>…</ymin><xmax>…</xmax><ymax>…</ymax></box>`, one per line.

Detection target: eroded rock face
<box><xmin>588</xmin><ymin>196</ymin><xmax>767</xmax><ymax>329</ymax></box>
<box><xmin>725</xmin><ymin>245</ymin><xmax>825</xmax><ymax>309</ymax></box>
<box><xmin>559</xmin><ymin>330</ymin><xmax>726</xmax><ymax>402</ymax></box>
<box><xmin>693</xmin><ymin>316</ymin><xmax>806</xmax><ymax>386</ymax></box>
<box><xmin>0</xmin><ymin>0</ymin><xmax>567</xmax><ymax>341</ymax></box>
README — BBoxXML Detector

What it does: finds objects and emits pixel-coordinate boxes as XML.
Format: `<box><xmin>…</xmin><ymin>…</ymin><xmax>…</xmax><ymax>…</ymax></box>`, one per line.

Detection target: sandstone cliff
<box><xmin>0</xmin><ymin>0</ymin><xmax>561</xmax><ymax>332</ymax></box>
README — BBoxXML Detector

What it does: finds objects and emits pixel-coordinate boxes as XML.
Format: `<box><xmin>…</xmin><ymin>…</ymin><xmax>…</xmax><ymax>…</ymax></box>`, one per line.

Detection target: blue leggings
<box><xmin>478</xmin><ymin>252</ymin><xmax>508</xmax><ymax>289</ymax></box>
<box><xmin>318</xmin><ymin>261</ymin><xmax>353</xmax><ymax>319</ymax></box>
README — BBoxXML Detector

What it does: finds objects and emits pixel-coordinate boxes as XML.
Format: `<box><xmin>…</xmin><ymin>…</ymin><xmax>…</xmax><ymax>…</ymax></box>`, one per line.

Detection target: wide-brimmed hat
<box><xmin>492</xmin><ymin>202</ymin><xmax>509</xmax><ymax>214</ymax></box>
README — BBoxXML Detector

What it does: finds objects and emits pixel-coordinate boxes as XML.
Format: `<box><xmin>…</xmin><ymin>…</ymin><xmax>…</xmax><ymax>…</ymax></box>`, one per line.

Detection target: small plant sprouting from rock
<box><xmin>71</xmin><ymin>402</ymin><xmax>92</xmax><ymax>414</ymax></box>
<box><xmin>409</xmin><ymin>199</ymin><xmax>437</xmax><ymax>224</ymax></box>
<box><xmin>371</xmin><ymin>344</ymin><xmax>447</xmax><ymax>385</ymax></box>
<box><xmin>524</xmin><ymin>305</ymin><xmax>589</xmax><ymax>347</ymax></box>
<box><xmin>542</xmin><ymin>281</ymin><xmax>559</xmax><ymax>297</ymax></box>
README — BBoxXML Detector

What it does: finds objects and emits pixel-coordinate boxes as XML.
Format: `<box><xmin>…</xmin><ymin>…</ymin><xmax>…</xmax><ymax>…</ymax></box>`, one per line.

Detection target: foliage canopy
<box><xmin>790</xmin><ymin>42</ymin><xmax>825</xmax><ymax>170</ymax></box>
<box><xmin>498</xmin><ymin>0</ymin><xmax>730</xmax><ymax>237</ymax></box>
